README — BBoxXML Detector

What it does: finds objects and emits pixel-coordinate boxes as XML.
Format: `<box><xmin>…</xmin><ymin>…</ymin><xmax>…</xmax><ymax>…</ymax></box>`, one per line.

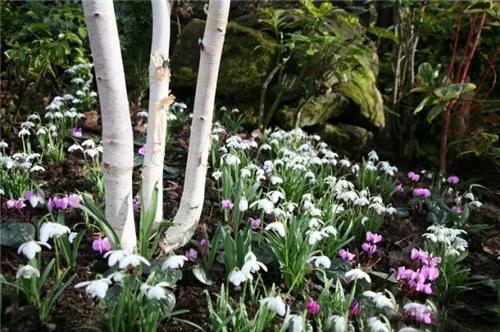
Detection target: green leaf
<box><xmin>0</xmin><ymin>222</ymin><xmax>35</xmax><ymax>247</ymax></box>
<box><xmin>418</xmin><ymin>62</ymin><xmax>434</xmax><ymax>85</ymax></box>
<box><xmin>192</xmin><ymin>265</ymin><xmax>213</xmax><ymax>286</ymax></box>
<box><xmin>465</xmin><ymin>1</ymin><xmax>492</xmax><ymax>13</ymax></box>
<box><xmin>414</xmin><ymin>96</ymin><xmax>431</xmax><ymax>114</ymax></box>
<box><xmin>427</xmin><ymin>103</ymin><xmax>447</xmax><ymax>123</ymax></box>
<box><xmin>79</xmin><ymin>194</ymin><xmax>120</xmax><ymax>247</ymax></box>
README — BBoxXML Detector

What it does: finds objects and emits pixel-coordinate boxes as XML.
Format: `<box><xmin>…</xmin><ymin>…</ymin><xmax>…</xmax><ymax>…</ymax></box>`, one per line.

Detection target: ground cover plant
<box><xmin>1</xmin><ymin>1</ymin><xmax>499</xmax><ymax>332</ymax></box>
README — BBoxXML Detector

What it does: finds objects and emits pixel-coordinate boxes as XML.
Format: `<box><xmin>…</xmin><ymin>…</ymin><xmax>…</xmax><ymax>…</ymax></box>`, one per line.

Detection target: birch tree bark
<box><xmin>82</xmin><ymin>0</ymin><xmax>136</xmax><ymax>253</ymax></box>
<box><xmin>142</xmin><ymin>0</ymin><xmax>172</xmax><ymax>225</ymax></box>
<box><xmin>162</xmin><ymin>0</ymin><xmax>231</xmax><ymax>252</ymax></box>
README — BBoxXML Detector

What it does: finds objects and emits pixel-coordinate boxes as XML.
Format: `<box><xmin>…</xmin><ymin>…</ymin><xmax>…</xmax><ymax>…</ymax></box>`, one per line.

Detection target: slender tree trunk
<box><xmin>162</xmin><ymin>0</ymin><xmax>231</xmax><ymax>252</ymax></box>
<box><xmin>82</xmin><ymin>0</ymin><xmax>136</xmax><ymax>252</ymax></box>
<box><xmin>142</xmin><ymin>0</ymin><xmax>172</xmax><ymax>225</ymax></box>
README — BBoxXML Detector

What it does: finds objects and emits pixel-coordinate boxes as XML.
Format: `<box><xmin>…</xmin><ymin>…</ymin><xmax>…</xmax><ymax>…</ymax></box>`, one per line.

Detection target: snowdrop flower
<box><xmin>107</xmin><ymin>271</ymin><xmax>126</xmax><ymax>283</ymax></box>
<box><xmin>368</xmin><ymin>150</ymin><xmax>379</xmax><ymax>161</ymax></box>
<box><xmin>366</xmin><ymin>317</ymin><xmax>390</xmax><ymax>332</ymax></box>
<box><xmin>345</xmin><ymin>268</ymin><xmax>371</xmax><ymax>283</ymax></box>
<box><xmin>118</xmin><ymin>254</ymin><xmax>150</xmax><ymax>269</ymax></box>
<box><xmin>270</xmin><ymin>175</ymin><xmax>283</xmax><ymax>185</ymax></box>
<box><xmin>16</xmin><ymin>265</ymin><xmax>40</xmax><ymax>279</ymax></box>
<box><xmin>307</xmin><ymin>229</ymin><xmax>328</xmax><ymax>245</ymax></box>
<box><xmin>309</xmin><ymin>218</ymin><xmax>323</xmax><ymax>228</ymax></box>
<box><xmin>363</xmin><ymin>291</ymin><xmax>396</xmax><ymax>311</ymax></box>
<box><xmin>284</xmin><ymin>312</ymin><xmax>305</xmax><ymax>332</ymax></box>
<box><xmin>322</xmin><ymin>226</ymin><xmax>337</xmax><ymax>236</ymax></box>
<box><xmin>224</xmin><ymin>154</ymin><xmax>240</xmax><ymax>166</ymax></box>
<box><xmin>17</xmin><ymin>240</ymin><xmax>51</xmax><ymax>260</ymax></box>
<box><xmin>68</xmin><ymin>143</ymin><xmax>84</xmax><ymax>153</ymax></box>
<box><xmin>228</xmin><ymin>268</ymin><xmax>252</xmax><ymax>286</ymax></box>
<box><xmin>308</xmin><ymin>255</ymin><xmax>331</xmax><ymax>269</ymax></box>
<box><xmin>162</xmin><ymin>255</ymin><xmax>188</xmax><ymax>269</ymax></box>
<box><xmin>68</xmin><ymin>232</ymin><xmax>78</xmax><ymax>244</ymax></box>
<box><xmin>261</xmin><ymin>295</ymin><xmax>286</xmax><ymax>316</ymax></box>
<box><xmin>29</xmin><ymin>165</ymin><xmax>45</xmax><ymax>173</ymax></box>
<box><xmin>242</xmin><ymin>251</ymin><xmax>267</xmax><ymax>273</ymax></box>
<box><xmin>75</xmin><ymin>278</ymin><xmax>112</xmax><ymax>299</ymax></box>
<box><xmin>18</xmin><ymin>128</ymin><xmax>31</xmax><ymax>137</ymax></box>
<box><xmin>103</xmin><ymin>250</ymin><xmax>128</xmax><ymax>267</ymax></box>
<box><xmin>82</xmin><ymin>139</ymin><xmax>96</xmax><ymax>148</ymax></box>
<box><xmin>268</xmin><ymin>190</ymin><xmax>285</xmax><ymax>203</ymax></box>
<box><xmin>24</xmin><ymin>191</ymin><xmax>44</xmax><ymax>207</ymax></box>
<box><xmin>238</xmin><ymin>197</ymin><xmax>248</xmax><ymax>212</ymax></box>
<box><xmin>260</xmin><ymin>143</ymin><xmax>272</xmax><ymax>151</ymax></box>
<box><xmin>212</xmin><ymin>170</ymin><xmax>222</xmax><ymax>180</ymax></box>
<box><xmin>39</xmin><ymin>222</ymin><xmax>71</xmax><ymax>243</ymax></box>
<box><xmin>0</xmin><ymin>140</ymin><xmax>8</xmax><ymax>149</ymax></box>
<box><xmin>137</xmin><ymin>110</ymin><xmax>149</xmax><ymax>118</ymax></box>
<box><xmin>265</xmin><ymin>222</ymin><xmax>286</xmax><ymax>237</ymax></box>
<box><xmin>329</xmin><ymin>315</ymin><xmax>348</xmax><ymax>332</ymax></box>
<box><xmin>251</xmin><ymin>199</ymin><xmax>274</xmax><ymax>214</ymax></box>
<box><xmin>141</xmin><ymin>282</ymin><xmax>171</xmax><ymax>300</ymax></box>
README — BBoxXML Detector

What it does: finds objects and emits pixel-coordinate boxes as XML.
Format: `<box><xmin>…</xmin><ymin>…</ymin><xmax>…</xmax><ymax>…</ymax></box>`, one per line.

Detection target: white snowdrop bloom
<box><xmin>75</xmin><ymin>278</ymin><xmax>112</xmax><ymax>299</ymax></box>
<box><xmin>141</xmin><ymin>282</ymin><xmax>171</xmax><ymax>300</ymax></box>
<box><xmin>354</xmin><ymin>197</ymin><xmax>370</xmax><ymax>206</ymax></box>
<box><xmin>365</xmin><ymin>161</ymin><xmax>377</xmax><ymax>172</ymax></box>
<box><xmin>104</xmin><ymin>250</ymin><xmax>128</xmax><ymax>267</ymax></box>
<box><xmin>256</xmin><ymin>168</ymin><xmax>266</xmax><ymax>181</ymax></box>
<box><xmin>308</xmin><ymin>218</ymin><xmax>323</xmax><ymax>228</ymax></box>
<box><xmin>351</xmin><ymin>164</ymin><xmax>360</xmax><ymax>174</ymax></box>
<box><xmin>53</xmin><ymin>111</ymin><xmax>64</xmax><ymax>119</ymax></box>
<box><xmin>367</xmin><ymin>317</ymin><xmax>390</xmax><ymax>332</ymax></box>
<box><xmin>0</xmin><ymin>156</ymin><xmax>14</xmax><ymax>169</ymax></box>
<box><xmin>19</xmin><ymin>161</ymin><xmax>32</xmax><ymax>170</ymax></box>
<box><xmin>107</xmin><ymin>271</ymin><xmax>126</xmax><ymax>283</ymax></box>
<box><xmin>76</xmin><ymin>90</ymin><xmax>85</xmax><ymax>96</ymax></box>
<box><xmin>398</xmin><ymin>328</ymin><xmax>423</xmax><ymax>332</ymax></box>
<box><xmin>162</xmin><ymin>255</ymin><xmax>188</xmax><ymax>269</ymax></box>
<box><xmin>345</xmin><ymin>268</ymin><xmax>371</xmax><ymax>283</ymax></box>
<box><xmin>370</xmin><ymin>203</ymin><xmax>387</xmax><ymax>215</ymax></box>
<box><xmin>68</xmin><ymin>232</ymin><xmax>78</xmax><ymax>244</ymax></box>
<box><xmin>240</xmin><ymin>167</ymin><xmax>251</xmax><ymax>178</ymax></box>
<box><xmin>303</xmin><ymin>199</ymin><xmax>315</xmax><ymax>211</ymax></box>
<box><xmin>68</xmin><ymin>144</ymin><xmax>84</xmax><ymax>153</ymax></box>
<box><xmin>322</xmin><ymin>226</ymin><xmax>337</xmax><ymax>236</ymax></box>
<box><xmin>265</xmin><ymin>222</ymin><xmax>286</xmax><ymax>237</ymax></box>
<box><xmin>261</xmin><ymin>295</ymin><xmax>286</xmax><ymax>316</ymax></box>
<box><xmin>36</xmin><ymin>127</ymin><xmax>47</xmax><ymax>136</ymax></box>
<box><xmin>310</xmin><ymin>156</ymin><xmax>323</xmax><ymax>165</ymax></box>
<box><xmin>45</xmin><ymin>112</ymin><xmax>54</xmax><ymax>119</ymax></box>
<box><xmin>308</xmin><ymin>255</ymin><xmax>331</xmax><ymax>269</ymax></box>
<box><xmin>335</xmin><ymin>179</ymin><xmax>354</xmax><ymax>192</ymax></box>
<box><xmin>386</xmin><ymin>207</ymin><xmax>397</xmax><ymax>215</ymax></box>
<box><xmin>82</xmin><ymin>139</ymin><xmax>96</xmax><ymax>148</ymax></box>
<box><xmin>263</xmin><ymin>160</ymin><xmax>274</xmax><ymax>173</ymax></box>
<box><xmin>228</xmin><ymin>268</ymin><xmax>252</xmax><ymax>286</ymax></box>
<box><xmin>21</xmin><ymin>121</ymin><xmax>35</xmax><ymax>129</ymax></box>
<box><xmin>0</xmin><ymin>140</ymin><xmax>8</xmax><ymax>148</ymax></box>
<box><xmin>363</xmin><ymin>291</ymin><xmax>396</xmax><ymax>311</ymax></box>
<box><xmin>273</xmin><ymin>208</ymin><xmax>289</xmax><ymax>218</ymax></box>
<box><xmin>29</xmin><ymin>165</ymin><xmax>45</xmax><ymax>173</ymax></box>
<box><xmin>308</xmin><ymin>207</ymin><xmax>323</xmax><ymax>217</ymax></box>
<box><xmin>72</xmin><ymin>98</ymin><xmax>81</xmax><ymax>105</ymax></box>
<box><xmin>118</xmin><ymin>254</ymin><xmax>150</xmax><ymax>269</ymax></box>
<box><xmin>371</xmin><ymin>195</ymin><xmax>383</xmax><ymax>204</ymax></box>
<box><xmin>48</xmin><ymin>124</ymin><xmax>58</xmax><ymax>133</ymax></box>
<box><xmin>137</xmin><ymin>111</ymin><xmax>149</xmax><ymax>118</ymax></box>
<box><xmin>339</xmin><ymin>159</ymin><xmax>351</xmax><ymax>167</ymax></box>
<box><xmin>238</xmin><ymin>197</ymin><xmax>248</xmax><ymax>212</ymax></box>
<box><xmin>224</xmin><ymin>154</ymin><xmax>240</xmax><ymax>166</ymax></box>
<box><xmin>18</xmin><ymin>241</ymin><xmax>51</xmax><ymax>260</ymax></box>
<box><xmin>464</xmin><ymin>192</ymin><xmax>475</xmax><ymax>201</ymax></box>
<box><xmin>63</xmin><ymin>94</ymin><xmax>74</xmax><ymax>100</ymax></box>
<box><xmin>284</xmin><ymin>313</ymin><xmax>305</xmax><ymax>332</ymax></box>
<box><xmin>368</xmin><ymin>150</ymin><xmax>379</xmax><ymax>162</ymax></box>
<box><xmin>251</xmin><ymin>199</ymin><xmax>274</xmax><ymax>214</ymax></box>
<box><xmin>307</xmin><ymin>229</ymin><xmax>328</xmax><ymax>245</ymax></box>
<box><xmin>71</xmin><ymin>77</ymin><xmax>85</xmax><ymax>84</ymax></box>
<box><xmin>469</xmin><ymin>200</ymin><xmax>482</xmax><ymax>208</ymax></box>
<box><xmin>270</xmin><ymin>176</ymin><xmax>283</xmax><ymax>185</ymax></box>
<box><xmin>18</xmin><ymin>128</ymin><xmax>31</xmax><ymax>137</ymax></box>
<box><xmin>16</xmin><ymin>265</ymin><xmax>40</xmax><ymax>279</ymax></box>
<box><xmin>172</xmin><ymin>102</ymin><xmax>187</xmax><ymax>110</ymax></box>
<box><xmin>312</xmin><ymin>134</ymin><xmax>321</xmax><ymax>141</ymax></box>
<box><xmin>338</xmin><ymin>190</ymin><xmax>358</xmax><ymax>202</ymax></box>
<box><xmin>27</xmin><ymin>114</ymin><xmax>41</xmax><ymax>122</ymax></box>
<box><xmin>286</xmin><ymin>202</ymin><xmax>297</xmax><ymax>213</ymax></box>
<box><xmin>85</xmin><ymin>148</ymin><xmax>101</xmax><ymax>158</ymax></box>
<box><xmin>305</xmin><ymin>171</ymin><xmax>316</xmax><ymax>181</ymax></box>
<box><xmin>379</xmin><ymin>161</ymin><xmax>398</xmax><ymax>176</ymax></box>
<box><xmin>241</xmin><ymin>251</ymin><xmax>267</xmax><ymax>274</ymax></box>
<box><xmin>260</xmin><ymin>143</ymin><xmax>272</xmax><ymax>151</ymax></box>
<box><xmin>268</xmin><ymin>191</ymin><xmax>285</xmax><ymax>203</ymax></box>
<box><xmin>329</xmin><ymin>315</ymin><xmax>348</xmax><ymax>332</ymax></box>
<box><xmin>39</xmin><ymin>222</ymin><xmax>71</xmax><ymax>243</ymax></box>
<box><xmin>331</xmin><ymin>204</ymin><xmax>345</xmax><ymax>214</ymax></box>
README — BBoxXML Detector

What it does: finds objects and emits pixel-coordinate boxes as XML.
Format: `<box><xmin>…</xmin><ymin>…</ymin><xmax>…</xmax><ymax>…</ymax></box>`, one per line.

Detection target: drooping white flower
<box><xmin>16</xmin><ymin>264</ymin><xmax>40</xmax><ymax>279</ymax></box>
<box><xmin>329</xmin><ymin>315</ymin><xmax>347</xmax><ymax>332</ymax></box>
<box><xmin>29</xmin><ymin>165</ymin><xmax>45</xmax><ymax>173</ymax></box>
<box><xmin>345</xmin><ymin>268</ymin><xmax>371</xmax><ymax>283</ymax></box>
<box><xmin>68</xmin><ymin>144</ymin><xmax>84</xmax><ymax>153</ymax></box>
<box><xmin>363</xmin><ymin>291</ymin><xmax>396</xmax><ymax>311</ymax></box>
<box><xmin>39</xmin><ymin>222</ymin><xmax>71</xmax><ymax>243</ymax></box>
<box><xmin>18</xmin><ymin>240</ymin><xmax>51</xmax><ymax>260</ymax></box>
<box><xmin>322</xmin><ymin>226</ymin><xmax>337</xmax><ymax>236</ymax></box>
<box><xmin>0</xmin><ymin>140</ymin><xmax>9</xmax><ymax>148</ymax></box>
<box><xmin>270</xmin><ymin>176</ymin><xmax>283</xmax><ymax>185</ymax></box>
<box><xmin>308</xmin><ymin>255</ymin><xmax>331</xmax><ymax>269</ymax></box>
<box><xmin>68</xmin><ymin>232</ymin><xmax>78</xmax><ymax>244</ymax></box>
<box><xmin>265</xmin><ymin>222</ymin><xmax>286</xmax><ymax>237</ymax></box>
<box><xmin>228</xmin><ymin>268</ymin><xmax>252</xmax><ymax>286</ymax></box>
<box><xmin>107</xmin><ymin>271</ymin><xmax>126</xmax><ymax>283</ymax></box>
<box><xmin>366</xmin><ymin>317</ymin><xmax>390</xmax><ymax>332</ymax></box>
<box><xmin>103</xmin><ymin>250</ymin><xmax>128</xmax><ymax>267</ymax></box>
<box><xmin>261</xmin><ymin>295</ymin><xmax>286</xmax><ymax>316</ymax></box>
<box><xmin>118</xmin><ymin>254</ymin><xmax>150</xmax><ymax>269</ymax></box>
<box><xmin>307</xmin><ymin>229</ymin><xmax>328</xmax><ymax>245</ymax></box>
<box><xmin>268</xmin><ymin>191</ymin><xmax>285</xmax><ymax>203</ymax></box>
<box><xmin>212</xmin><ymin>171</ymin><xmax>222</xmax><ymax>180</ymax></box>
<box><xmin>241</xmin><ymin>251</ymin><xmax>267</xmax><ymax>274</ymax></box>
<box><xmin>251</xmin><ymin>199</ymin><xmax>274</xmax><ymax>214</ymax></box>
<box><xmin>238</xmin><ymin>197</ymin><xmax>248</xmax><ymax>212</ymax></box>
<box><xmin>308</xmin><ymin>218</ymin><xmax>323</xmax><ymax>228</ymax></box>
<box><xmin>284</xmin><ymin>312</ymin><xmax>305</xmax><ymax>332</ymax></box>
<box><xmin>162</xmin><ymin>255</ymin><xmax>188</xmax><ymax>269</ymax></box>
<box><xmin>140</xmin><ymin>282</ymin><xmax>171</xmax><ymax>300</ymax></box>
<box><xmin>75</xmin><ymin>278</ymin><xmax>112</xmax><ymax>299</ymax></box>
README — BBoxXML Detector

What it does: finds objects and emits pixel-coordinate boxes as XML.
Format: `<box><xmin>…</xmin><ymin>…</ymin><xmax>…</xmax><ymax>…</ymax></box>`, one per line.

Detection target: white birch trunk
<box><xmin>142</xmin><ymin>0</ymin><xmax>172</xmax><ymax>225</ymax></box>
<box><xmin>162</xmin><ymin>0</ymin><xmax>231</xmax><ymax>252</ymax></box>
<box><xmin>82</xmin><ymin>0</ymin><xmax>136</xmax><ymax>253</ymax></box>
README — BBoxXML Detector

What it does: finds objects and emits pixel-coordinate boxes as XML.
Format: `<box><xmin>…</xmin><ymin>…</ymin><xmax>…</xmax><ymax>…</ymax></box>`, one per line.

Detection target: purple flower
<box><xmin>249</xmin><ymin>217</ymin><xmax>261</xmax><ymax>230</ymax></box>
<box><xmin>338</xmin><ymin>248</ymin><xmax>356</xmax><ymax>262</ymax></box>
<box><xmin>447</xmin><ymin>175</ymin><xmax>459</xmax><ymax>185</ymax></box>
<box><xmin>92</xmin><ymin>237</ymin><xmax>112</xmax><ymax>254</ymax></box>
<box><xmin>410</xmin><ymin>248</ymin><xmax>429</xmax><ymax>263</ymax></box>
<box><xmin>349</xmin><ymin>299</ymin><xmax>361</xmax><ymax>316</ymax></box>
<box><xmin>395</xmin><ymin>184</ymin><xmax>404</xmax><ymax>193</ymax></box>
<box><xmin>306</xmin><ymin>299</ymin><xmax>320</xmax><ymax>315</ymax></box>
<box><xmin>405</xmin><ymin>306</ymin><xmax>433</xmax><ymax>325</ymax></box>
<box><xmin>221</xmin><ymin>199</ymin><xmax>233</xmax><ymax>210</ymax></box>
<box><xmin>72</xmin><ymin>127</ymin><xmax>83</xmax><ymax>138</ymax></box>
<box><xmin>138</xmin><ymin>144</ymin><xmax>146</xmax><ymax>156</ymax></box>
<box><xmin>67</xmin><ymin>194</ymin><xmax>81</xmax><ymax>208</ymax></box>
<box><xmin>407</xmin><ymin>171</ymin><xmax>421</xmax><ymax>182</ymax></box>
<box><xmin>415</xmin><ymin>280</ymin><xmax>433</xmax><ymax>295</ymax></box>
<box><xmin>452</xmin><ymin>205</ymin><xmax>463</xmax><ymax>214</ymax></box>
<box><xmin>365</xmin><ymin>231</ymin><xmax>383</xmax><ymax>244</ymax></box>
<box><xmin>5</xmin><ymin>198</ymin><xmax>25</xmax><ymax>210</ymax></box>
<box><xmin>420</xmin><ymin>265</ymin><xmax>440</xmax><ymax>281</ymax></box>
<box><xmin>133</xmin><ymin>195</ymin><xmax>140</xmax><ymax>212</ymax></box>
<box><xmin>185</xmin><ymin>248</ymin><xmax>198</xmax><ymax>261</ymax></box>
<box><xmin>200</xmin><ymin>239</ymin><xmax>209</xmax><ymax>256</ymax></box>
<box><xmin>413</xmin><ymin>188</ymin><xmax>431</xmax><ymax>198</ymax></box>
<box><xmin>361</xmin><ymin>242</ymin><xmax>377</xmax><ymax>255</ymax></box>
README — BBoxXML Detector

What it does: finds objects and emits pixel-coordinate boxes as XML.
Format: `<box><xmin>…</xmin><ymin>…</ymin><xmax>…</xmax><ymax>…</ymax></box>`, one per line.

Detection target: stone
<box><xmin>319</xmin><ymin>123</ymin><xmax>373</xmax><ymax>156</ymax></box>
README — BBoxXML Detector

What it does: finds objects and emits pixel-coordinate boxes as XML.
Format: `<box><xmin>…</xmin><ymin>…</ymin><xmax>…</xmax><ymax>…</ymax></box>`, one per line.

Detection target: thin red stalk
<box><xmin>446</xmin><ymin>16</ymin><xmax>462</xmax><ymax>82</ymax></box>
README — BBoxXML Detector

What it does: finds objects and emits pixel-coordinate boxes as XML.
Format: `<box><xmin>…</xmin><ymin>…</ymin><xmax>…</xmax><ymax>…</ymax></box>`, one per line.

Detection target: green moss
<box><xmin>320</xmin><ymin>123</ymin><xmax>373</xmax><ymax>157</ymax></box>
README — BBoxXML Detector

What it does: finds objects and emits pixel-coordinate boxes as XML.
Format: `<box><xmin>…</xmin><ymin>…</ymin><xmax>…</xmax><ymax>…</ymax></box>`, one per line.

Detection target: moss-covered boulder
<box><xmin>171</xmin><ymin>19</ymin><xmax>278</xmax><ymax>101</ymax></box>
<box><xmin>319</xmin><ymin>123</ymin><xmax>373</xmax><ymax>156</ymax></box>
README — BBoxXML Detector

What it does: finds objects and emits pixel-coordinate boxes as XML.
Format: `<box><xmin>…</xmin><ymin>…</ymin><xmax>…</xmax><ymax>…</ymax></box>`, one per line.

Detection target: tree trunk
<box><xmin>82</xmin><ymin>0</ymin><xmax>136</xmax><ymax>253</ymax></box>
<box><xmin>162</xmin><ymin>0</ymin><xmax>231</xmax><ymax>252</ymax></box>
<box><xmin>142</xmin><ymin>0</ymin><xmax>172</xmax><ymax>225</ymax></box>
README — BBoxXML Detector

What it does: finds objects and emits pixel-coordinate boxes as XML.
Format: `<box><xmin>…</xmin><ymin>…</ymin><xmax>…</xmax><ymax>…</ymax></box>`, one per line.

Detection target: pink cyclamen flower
<box><xmin>410</xmin><ymin>248</ymin><xmax>429</xmax><ymax>263</ymax></box>
<box><xmin>221</xmin><ymin>199</ymin><xmax>233</xmax><ymax>210</ymax></box>
<box><xmin>395</xmin><ymin>184</ymin><xmax>404</xmax><ymax>193</ymax></box>
<box><xmin>306</xmin><ymin>299</ymin><xmax>320</xmax><ymax>315</ymax></box>
<box><xmin>420</xmin><ymin>265</ymin><xmax>439</xmax><ymax>281</ymax></box>
<box><xmin>407</xmin><ymin>171</ymin><xmax>421</xmax><ymax>182</ymax></box>
<box><xmin>249</xmin><ymin>217</ymin><xmax>261</xmax><ymax>230</ymax></box>
<box><xmin>133</xmin><ymin>195</ymin><xmax>140</xmax><ymax>212</ymax></box>
<box><xmin>72</xmin><ymin>127</ymin><xmax>82</xmax><ymax>138</ymax></box>
<box><xmin>138</xmin><ymin>145</ymin><xmax>146</xmax><ymax>156</ymax></box>
<box><xmin>5</xmin><ymin>198</ymin><xmax>25</xmax><ymax>210</ymax></box>
<box><xmin>452</xmin><ymin>205</ymin><xmax>463</xmax><ymax>214</ymax></box>
<box><xmin>92</xmin><ymin>237</ymin><xmax>112</xmax><ymax>254</ymax></box>
<box><xmin>405</xmin><ymin>306</ymin><xmax>433</xmax><ymax>325</ymax></box>
<box><xmin>361</xmin><ymin>242</ymin><xmax>377</xmax><ymax>255</ymax></box>
<box><xmin>413</xmin><ymin>188</ymin><xmax>431</xmax><ymax>198</ymax></box>
<box><xmin>200</xmin><ymin>239</ymin><xmax>209</xmax><ymax>256</ymax></box>
<box><xmin>447</xmin><ymin>175</ymin><xmax>459</xmax><ymax>185</ymax></box>
<box><xmin>67</xmin><ymin>194</ymin><xmax>81</xmax><ymax>208</ymax></box>
<box><xmin>338</xmin><ymin>248</ymin><xmax>356</xmax><ymax>262</ymax></box>
<box><xmin>185</xmin><ymin>248</ymin><xmax>198</xmax><ymax>261</ymax></box>
<box><xmin>365</xmin><ymin>231</ymin><xmax>383</xmax><ymax>244</ymax></box>
<box><xmin>349</xmin><ymin>299</ymin><xmax>361</xmax><ymax>316</ymax></box>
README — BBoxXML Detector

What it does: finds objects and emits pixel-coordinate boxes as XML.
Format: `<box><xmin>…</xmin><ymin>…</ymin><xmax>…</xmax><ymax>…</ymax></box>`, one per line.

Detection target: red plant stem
<box><xmin>447</xmin><ymin>16</ymin><xmax>462</xmax><ymax>82</ymax></box>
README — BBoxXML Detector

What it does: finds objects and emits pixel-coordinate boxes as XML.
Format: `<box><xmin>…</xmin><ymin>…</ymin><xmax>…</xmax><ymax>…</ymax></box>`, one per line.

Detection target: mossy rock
<box><xmin>336</xmin><ymin>65</ymin><xmax>385</xmax><ymax>129</ymax></box>
<box><xmin>319</xmin><ymin>123</ymin><xmax>373</xmax><ymax>156</ymax></box>
<box><xmin>171</xmin><ymin>19</ymin><xmax>278</xmax><ymax>101</ymax></box>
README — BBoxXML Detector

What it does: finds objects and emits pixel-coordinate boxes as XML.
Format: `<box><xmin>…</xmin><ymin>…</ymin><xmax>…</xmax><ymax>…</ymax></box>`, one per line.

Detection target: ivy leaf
<box><xmin>0</xmin><ymin>223</ymin><xmax>35</xmax><ymax>247</ymax></box>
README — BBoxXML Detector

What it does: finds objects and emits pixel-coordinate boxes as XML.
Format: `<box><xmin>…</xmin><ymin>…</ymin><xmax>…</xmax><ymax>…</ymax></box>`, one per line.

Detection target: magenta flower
<box><xmin>452</xmin><ymin>205</ymin><xmax>463</xmax><ymax>214</ymax></box>
<box><xmin>133</xmin><ymin>195</ymin><xmax>141</xmax><ymax>212</ymax></box>
<box><xmin>395</xmin><ymin>184</ymin><xmax>404</xmax><ymax>193</ymax></box>
<box><xmin>4</xmin><ymin>198</ymin><xmax>25</xmax><ymax>210</ymax></box>
<box><xmin>185</xmin><ymin>248</ymin><xmax>198</xmax><ymax>261</ymax></box>
<box><xmin>365</xmin><ymin>231</ymin><xmax>383</xmax><ymax>244</ymax></box>
<box><xmin>349</xmin><ymin>299</ymin><xmax>361</xmax><ymax>316</ymax></box>
<box><xmin>249</xmin><ymin>217</ymin><xmax>261</xmax><ymax>230</ymax></box>
<box><xmin>72</xmin><ymin>127</ymin><xmax>83</xmax><ymax>138</ymax></box>
<box><xmin>92</xmin><ymin>237</ymin><xmax>112</xmax><ymax>254</ymax></box>
<box><xmin>415</xmin><ymin>280</ymin><xmax>433</xmax><ymax>295</ymax></box>
<box><xmin>338</xmin><ymin>248</ymin><xmax>356</xmax><ymax>262</ymax></box>
<box><xmin>410</xmin><ymin>248</ymin><xmax>429</xmax><ymax>263</ymax></box>
<box><xmin>306</xmin><ymin>299</ymin><xmax>320</xmax><ymax>315</ymax></box>
<box><xmin>138</xmin><ymin>144</ymin><xmax>146</xmax><ymax>156</ymax></box>
<box><xmin>407</xmin><ymin>171</ymin><xmax>421</xmax><ymax>182</ymax></box>
<box><xmin>420</xmin><ymin>265</ymin><xmax>439</xmax><ymax>281</ymax></box>
<box><xmin>405</xmin><ymin>306</ymin><xmax>433</xmax><ymax>325</ymax></box>
<box><xmin>67</xmin><ymin>194</ymin><xmax>81</xmax><ymax>208</ymax></box>
<box><xmin>221</xmin><ymin>199</ymin><xmax>233</xmax><ymax>210</ymax></box>
<box><xmin>413</xmin><ymin>188</ymin><xmax>431</xmax><ymax>198</ymax></box>
<box><xmin>361</xmin><ymin>242</ymin><xmax>377</xmax><ymax>255</ymax></box>
<box><xmin>447</xmin><ymin>175</ymin><xmax>459</xmax><ymax>185</ymax></box>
